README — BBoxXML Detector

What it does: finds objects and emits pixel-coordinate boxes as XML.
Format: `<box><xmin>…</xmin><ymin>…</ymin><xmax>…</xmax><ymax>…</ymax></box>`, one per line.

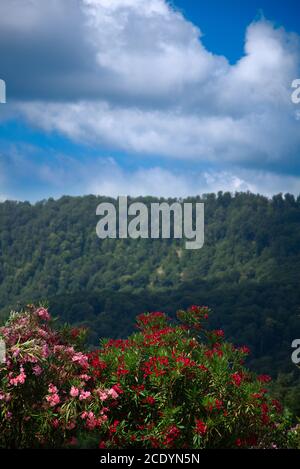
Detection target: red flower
<box><xmin>198</xmin><ymin>364</ymin><xmax>208</xmax><ymax>372</ymax></box>
<box><xmin>215</xmin><ymin>399</ymin><xmax>223</xmax><ymax>410</ymax></box>
<box><xmin>176</xmin><ymin>355</ymin><xmax>196</xmax><ymax>367</ymax></box>
<box><xmin>195</xmin><ymin>419</ymin><xmax>207</xmax><ymax>436</ymax></box>
<box><xmin>261</xmin><ymin>413</ymin><xmax>270</xmax><ymax>425</ymax></box>
<box><xmin>239</xmin><ymin>346</ymin><xmax>250</xmax><ymax>355</ymax></box>
<box><xmin>257</xmin><ymin>374</ymin><xmax>272</xmax><ymax>384</ymax></box>
<box><xmin>131</xmin><ymin>384</ymin><xmax>145</xmax><ymax>395</ymax></box>
<box><xmin>206</xmin><ymin>399</ymin><xmax>223</xmax><ymax>413</ymax></box>
<box><xmin>117</xmin><ymin>367</ymin><xmax>130</xmax><ymax>377</ymax></box>
<box><xmin>231</xmin><ymin>372</ymin><xmax>244</xmax><ymax>387</ymax></box>
<box><xmin>149</xmin><ymin>436</ymin><xmax>160</xmax><ymax>448</ymax></box>
<box><xmin>190</xmin><ymin>305</ymin><xmax>209</xmax><ymax>319</ymax></box>
<box><xmin>109</xmin><ymin>420</ymin><xmax>120</xmax><ymax>435</ymax></box>
<box><xmin>112</xmin><ymin>384</ymin><xmax>123</xmax><ymax>394</ymax></box>
<box><xmin>205</xmin><ymin>345</ymin><xmax>223</xmax><ymax>359</ymax></box>
<box><xmin>163</xmin><ymin>425</ymin><xmax>181</xmax><ymax>446</ymax></box>
<box><xmin>260</xmin><ymin>403</ymin><xmax>270</xmax><ymax>425</ymax></box>
<box><xmin>272</xmin><ymin>399</ymin><xmax>282</xmax><ymax>413</ymax></box>
<box><xmin>70</xmin><ymin>328</ymin><xmax>80</xmax><ymax>338</ymax></box>
<box><xmin>212</xmin><ymin>329</ymin><xmax>225</xmax><ymax>338</ymax></box>
<box><xmin>143</xmin><ymin>396</ymin><xmax>156</xmax><ymax>405</ymax></box>
<box><xmin>137</xmin><ymin>312</ymin><xmax>168</xmax><ymax>331</ymax></box>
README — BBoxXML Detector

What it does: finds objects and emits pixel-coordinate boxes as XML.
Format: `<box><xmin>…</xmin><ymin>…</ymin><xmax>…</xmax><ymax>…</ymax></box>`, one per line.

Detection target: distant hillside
<box><xmin>0</xmin><ymin>192</ymin><xmax>300</xmax><ymax>379</ymax></box>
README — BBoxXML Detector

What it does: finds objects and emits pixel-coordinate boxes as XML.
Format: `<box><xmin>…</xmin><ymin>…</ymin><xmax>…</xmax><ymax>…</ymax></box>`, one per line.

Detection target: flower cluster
<box><xmin>0</xmin><ymin>304</ymin><xmax>297</xmax><ymax>449</ymax></box>
<box><xmin>85</xmin><ymin>307</ymin><xmax>295</xmax><ymax>449</ymax></box>
<box><xmin>176</xmin><ymin>305</ymin><xmax>209</xmax><ymax>331</ymax></box>
<box><xmin>0</xmin><ymin>306</ymin><xmax>112</xmax><ymax>448</ymax></box>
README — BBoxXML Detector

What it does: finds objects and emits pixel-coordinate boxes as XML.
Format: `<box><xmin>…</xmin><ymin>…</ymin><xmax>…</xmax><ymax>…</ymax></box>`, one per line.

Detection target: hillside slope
<box><xmin>0</xmin><ymin>192</ymin><xmax>300</xmax><ymax>377</ymax></box>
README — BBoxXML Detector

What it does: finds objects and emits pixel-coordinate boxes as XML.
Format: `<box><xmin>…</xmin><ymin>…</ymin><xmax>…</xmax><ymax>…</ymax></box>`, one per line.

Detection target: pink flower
<box><xmin>9</xmin><ymin>366</ymin><xmax>26</xmax><ymax>386</ymax></box>
<box><xmin>46</xmin><ymin>393</ymin><xmax>60</xmax><ymax>407</ymax></box>
<box><xmin>72</xmin><ymin>352</ymin><xmax>89</xmax><ymax>367</ymax></box>
<box><xmin>70</xmin><ymin>386</ymin><xmax>79</xmax><ymax>397</ymax></box>
<box><xmin>0</xmin><ymin>392</ymin><xmax>11</xmax><ymax>402</ymax></box>
<box><xmin>108</xmin><ymin>388</ymin><xmax>119</xmax><ymax>399</ymax></box>
<box><xmin>48</xmin><ymin>383</ymin><xmax>58</xmax><ymax>394</ymax></box>
<box><xmin>85</xmin><ymin>412</ymin><xmax>98</xmax><ymax>430</ymax></box>
<box><xmin>79</xmin><ymin>390</ymin><xmax>91</xmax><ymax>400</ymax></box>
<box><xmin>36</xmin><ymin>307</ymin><xmax>51</xmax><ymax>321</ymax></box>
<box><xmin>66</xmin><ymin>421</ymin><xmax>76</xmax><ymax>430</ymax></box>
<box><xmin>68</xmin><ymin>437</ymin><xmax>78</xmax><ymax>446</ymax></box>
<box><xmin>52</xmin><ymin>419</ymin><xmax>59</xmax><ymax>429</ymax></box>
<box><xmin>98</xmin><ymin>390</ymin><xmax>109</xmax><ymax>401</ymax></box>
<box><xmin>42</xmin><ymin>344</ymin><xmax>49</xmax><ymax>358</ymax></box>
<box><xmin>80</xmin><ymin>374</ymin><xmax>91</xmax><ymax>381</ymax></box>
<box><xmin>32</xmin><ymin>364</ymin><xmax>42</xmax><ymax>376</ymax></box>
<box><xmin>12</xmin><ymin>347</ymin><xmax>20</xmax><ymax>358</ymax></box>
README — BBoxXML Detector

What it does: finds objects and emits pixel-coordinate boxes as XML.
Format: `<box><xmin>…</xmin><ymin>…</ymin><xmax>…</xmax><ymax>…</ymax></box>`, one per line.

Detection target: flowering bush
<box><xmin>0</xmin><ymin>304</ymin><xmax>297</xmax><ymax>448</ymax></box>
<box><xmin>0</xmin><ymin>306</ymin><xmax>114</xmax><ymax>448</ymax></box>
<box><xmin>88</xmin><ymin>306</ymin><xmax>295</xmax><ymax>449</ymax></box>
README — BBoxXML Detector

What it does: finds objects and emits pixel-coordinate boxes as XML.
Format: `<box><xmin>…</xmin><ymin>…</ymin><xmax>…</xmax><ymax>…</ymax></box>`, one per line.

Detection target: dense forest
<box><xmin>0</xmin><ymin>192</ymin><xmax>300</xmax><ymax>412</ymax></box>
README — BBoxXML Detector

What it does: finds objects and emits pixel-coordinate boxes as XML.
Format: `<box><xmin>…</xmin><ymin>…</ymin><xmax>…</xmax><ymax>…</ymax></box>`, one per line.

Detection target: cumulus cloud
<box><xmin>81</xmin><ymin>0</ymin><xmax>226</xmax><ymax>97</ymax></box>
<box><xmin>1</xmin><ymin>146</ymin><xmax>300</xmax><ymax>201</ymax></box>
<box><xmin>0</xmin><ymin>0</ymin><xmax>300</xmax><ymax>198</ymax></box>
<box><xmin>8</xmin><ymin>1</ymin><xmax>300</xmax><ymax>169</ymax></box>
<box><xmin>85</xmin><ymin>162</ymin><xmax>300</xmax><ymax>198</ymax></box>
<box><xmin>0</xmin><ymin>0</ymin><xmax>225</xmax><ymax>102</ymax></box>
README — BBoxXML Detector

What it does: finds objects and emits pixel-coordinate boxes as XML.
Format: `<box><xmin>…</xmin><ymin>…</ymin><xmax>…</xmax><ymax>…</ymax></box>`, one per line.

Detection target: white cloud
<box><xmin>2</xmin><ymin>147</ymin><xmax>300</xmax><ymax>201</ymax></box>
<box><xmin>81</xmin><ymin>0</ymin><xmax>226</xmax><ymax>96</ymax></box>
<box><xmin>10</xmin><ymin>0</ymin><xmax>299</xmax><ymax>170</ymax></box>
<box><xmin>87</xmin><ymin>163</ymin><xmax>300</xmax><ymax>198</ymax></box>
<box><xmin>18</xmin><ymin>85</ymin><xmax>300</xmax><ymax>166</ymax></box>
<box><xmin>1</xmin><ymin>0</ymin><xmax>300</xmax><ymax>196</ymax></box>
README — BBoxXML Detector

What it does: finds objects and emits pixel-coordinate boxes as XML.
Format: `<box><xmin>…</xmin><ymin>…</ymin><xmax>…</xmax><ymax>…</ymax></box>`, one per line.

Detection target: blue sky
<box><xmin>0</xmin><ymin>0</ymin><xmax>300</xmax><ymax>201</ymax></box>
<box><xmin>175</xmin><ymin>0</ymin><xmax>300</xmax><ymax>61</ymax></box>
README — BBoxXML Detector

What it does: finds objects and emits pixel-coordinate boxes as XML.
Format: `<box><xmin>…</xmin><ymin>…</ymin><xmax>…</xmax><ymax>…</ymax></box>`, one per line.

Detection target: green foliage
<box><xmin>1</xmin><ymin>305</ymin><xmax>297</xmax><ymax>449</ymax></box>
<box><xmin>0</xmin><ymin>306</ymin><xmax>109</xmax><ymax>448</ymax></box>
<box><xmin>86</xmin><ymin>306</ymin><xmax>296</xmax><ymax>449</ymax></box>
<box><xmin>0</xmin><ymin>193</ymin><xmax>299</xmax><ymax>410</ymax></box>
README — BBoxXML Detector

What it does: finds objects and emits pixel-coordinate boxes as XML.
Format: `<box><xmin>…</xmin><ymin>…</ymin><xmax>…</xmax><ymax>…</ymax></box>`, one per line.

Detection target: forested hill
<box><xmin>0</xmin><ymin>192</ymin><xmax>300</xmax><ymax>380</ymax></box>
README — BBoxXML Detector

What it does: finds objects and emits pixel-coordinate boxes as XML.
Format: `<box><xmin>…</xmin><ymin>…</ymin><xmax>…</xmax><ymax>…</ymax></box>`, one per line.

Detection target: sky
<box><xmin>0</xmin><ymin>0</ymin><xmax>300</xmax><ymax>202</ymax></box>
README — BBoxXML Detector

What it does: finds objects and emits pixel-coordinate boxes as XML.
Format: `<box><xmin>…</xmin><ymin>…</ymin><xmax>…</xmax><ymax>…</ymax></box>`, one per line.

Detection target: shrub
<box><xmin>0</xmin><ymin>304</ymin><xmax>297</xmax><ymax>448</ymax></box>
<box><xmin>0</xmin><ymin>306</ymin><xmax>113</xmax><ymax>448</ymax></box>
<box><xmin>88</xmin><ymin>306</ymin><xmax>294</xmax><ymax>448</ymax></box>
